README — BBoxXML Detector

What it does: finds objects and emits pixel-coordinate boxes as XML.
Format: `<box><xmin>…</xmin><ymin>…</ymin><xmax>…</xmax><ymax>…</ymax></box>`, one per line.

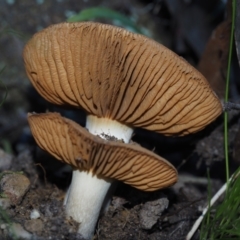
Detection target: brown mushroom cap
<box><xmin>28</xmin><ymin>112</ymin><xmax>177</xmax><ymax>191</ymax></box>
<box><xmin>24</xmin><ymin>22</ymin><xmax>222</xmax><ymax>136</ymax></box>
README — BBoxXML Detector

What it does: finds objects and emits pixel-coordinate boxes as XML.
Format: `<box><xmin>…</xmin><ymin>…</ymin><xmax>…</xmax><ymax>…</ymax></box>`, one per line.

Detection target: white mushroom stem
<box><xmin>65</xmin><ymin>171</ymin><xmax>112</xmax><ymax>239</ymax></box>
<box><xmin>64</xmin><ymin>115</ymin><xmax>134</xmax><ymax>239</ymax></box>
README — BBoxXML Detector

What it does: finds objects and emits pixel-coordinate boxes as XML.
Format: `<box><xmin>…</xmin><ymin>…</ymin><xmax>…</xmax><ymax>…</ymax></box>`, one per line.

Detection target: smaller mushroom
<box><xmin>28</xmin><ymin>112</ymin><xmax>177</xmax><ymax>239</ymax></box>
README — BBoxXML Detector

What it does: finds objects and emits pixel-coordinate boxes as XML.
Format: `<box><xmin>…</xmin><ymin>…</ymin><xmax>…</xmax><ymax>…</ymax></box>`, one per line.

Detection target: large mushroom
<box><xmin>23</xmin><ymin>22</ymin><xmax>223</xmax><ymax>239</ymax></box>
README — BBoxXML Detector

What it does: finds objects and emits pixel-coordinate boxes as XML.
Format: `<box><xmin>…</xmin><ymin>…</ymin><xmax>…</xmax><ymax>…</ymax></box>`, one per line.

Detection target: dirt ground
<box><xmin>0</xmin><ymin>0</ymin><xmax>239</xmax><ymax>239</ymax></box>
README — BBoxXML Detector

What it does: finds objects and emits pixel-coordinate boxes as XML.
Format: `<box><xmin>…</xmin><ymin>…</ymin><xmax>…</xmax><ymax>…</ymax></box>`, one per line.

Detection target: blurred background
<box><xmin>1</xmin><ymin>1</ymin><xmax>240</xmax><ymax>239</ymax></box>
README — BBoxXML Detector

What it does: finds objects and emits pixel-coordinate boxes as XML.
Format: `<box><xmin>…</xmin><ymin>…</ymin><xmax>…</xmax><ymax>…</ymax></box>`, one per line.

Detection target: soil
<box><xmin>0</xmin><ymin>0</ymin><xmax>239</xmax><ymax>240</ymax></box>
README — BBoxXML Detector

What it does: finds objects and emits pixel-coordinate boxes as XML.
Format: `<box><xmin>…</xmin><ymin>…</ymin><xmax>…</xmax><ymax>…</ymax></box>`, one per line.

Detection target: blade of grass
<box><xmin>187</xmin><ymin>176</ymin><xmax>229</xmax><ymax>240</ymax></box>
<box><xmin>224</xmin><ymin>0</ymin><xmax>236</xmax><ymax>187</ymax></box>
<box><xmin>1</xmin><ymin>139</ymin><xmax>13</xmax><ymax>154</ymax></box>
<box><xmin>0</xmin><ymin>66</ymin><xmax>8</xmax><ymax>107</ymax></box>
<box><xmin>0</xmin><ymin>28</ymin><xmax>24</xmax><ymax>39</ymax></box>
<box><xmin>206</xmin><ymin>168</ymin><xmax>211</xmax><ymax>226</ymax></box>
<box><xmin>200</xmin><ymin>168</ymin><xmax>240</xmax><ymax>239</ymax></box>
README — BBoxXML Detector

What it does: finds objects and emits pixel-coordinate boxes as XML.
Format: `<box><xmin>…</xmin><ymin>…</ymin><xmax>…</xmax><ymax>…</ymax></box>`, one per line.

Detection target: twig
<box><xmin>35</xmin><ymin>163</ymin><xmax>47</xmax><ymax>185</ymax></box>
<box><xmin>224</xmin><ymin>102</ymin><xmax>240</xmax><ymax>111</ymax></box>
<box><xmin>185</xmin><ymin>176</ymin><xmax>233</xmax><ymax>240</ymax></box>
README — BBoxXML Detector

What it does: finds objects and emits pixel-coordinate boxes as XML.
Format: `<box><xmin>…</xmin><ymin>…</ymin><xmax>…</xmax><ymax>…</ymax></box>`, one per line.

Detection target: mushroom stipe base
<box><xmin>64</xmin><ymin>170</ymin><xmax>113</xmax><ymax>239</ymax></box>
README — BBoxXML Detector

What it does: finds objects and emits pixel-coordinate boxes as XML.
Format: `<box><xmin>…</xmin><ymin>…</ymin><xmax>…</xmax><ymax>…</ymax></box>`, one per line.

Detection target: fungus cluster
<box><xmin>23</xmin><ymin>22</ymin><xmax>223</xmax><ymax>240</ymax></box>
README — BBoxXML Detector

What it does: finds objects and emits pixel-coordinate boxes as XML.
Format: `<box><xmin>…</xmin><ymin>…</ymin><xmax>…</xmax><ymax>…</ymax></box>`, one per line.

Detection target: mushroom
<box><xmin>23</xmin><ymin>22</ymin><xmax>223</xmax><ymax>239</ymax></box>
<box><xmin>28</xmin><ymin>112</ymin><xmax>177</xmax><ymax>238</ymax></box>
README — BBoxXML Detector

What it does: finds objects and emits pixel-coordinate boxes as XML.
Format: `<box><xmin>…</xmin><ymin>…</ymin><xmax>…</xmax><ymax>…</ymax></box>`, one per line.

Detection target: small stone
<box><xmin>0</xmin><ymin>198</ymin><xmax>11</xmax><ymax>209</ymax></box>
<box><xmin>24</xmin><ymin>219</ymin><xmax>44</xmax><ymax>234</ymax></box>
<box><xmin>30</xmin><ymin>209</ymin><xmax>40</xmax><ymax>219</ymax></box>
<box><xmin>11</xmin><ymin>223</ymin><xmax>32</xmax><ymax>239</ymax></box>
<box><xmin>0</xmin><ymin>171</ymin><xmax>30</xmax><ymax>205</ymax></box>
<box><xmin>139</xmin><ymin>198</ymin><xmax>169</xmax><ymax>230</ymax></box>
<box><xmin>112</xmin><ymin>196</ymin><xmax>128</xmax><ymax>210</ymax></box>
<box><xmin>0</xmin><ymin>149</ymin><xmax>13</xmax><ymax>171</ymax></box>
<box><xmin>1</xmin><ymin>223</ymin><xmax>6</xmax><ymax>229</ymax></box>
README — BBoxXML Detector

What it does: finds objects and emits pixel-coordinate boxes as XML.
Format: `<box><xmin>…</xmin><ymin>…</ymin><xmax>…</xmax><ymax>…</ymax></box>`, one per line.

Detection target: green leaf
<box><xmin>67</xmin><ymin>7</ymin><xmax>145</xmax><ymax>35</ymax></box>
